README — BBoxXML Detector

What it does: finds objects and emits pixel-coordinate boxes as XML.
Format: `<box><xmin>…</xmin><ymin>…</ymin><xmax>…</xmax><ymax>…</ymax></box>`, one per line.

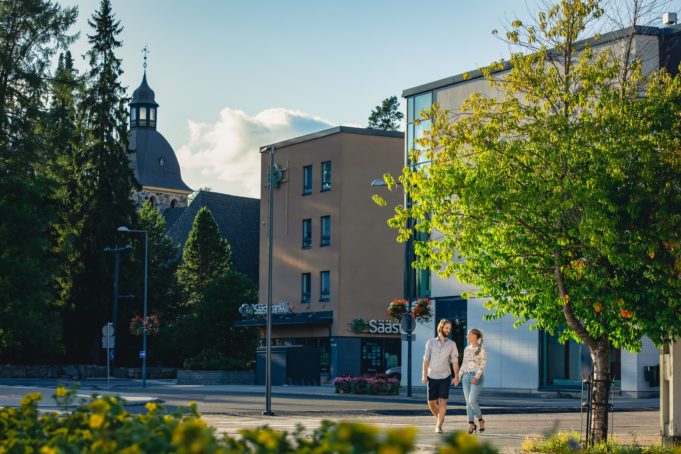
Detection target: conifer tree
<box><xmin>61</xmin><ymin>0</ymin><xmax>137</xmax><ymax>362</ymax></box>
<box><xmin>0</xmin><ymin>0</ymin><xmax>76</xmax><ymax>362</ymax></box>
<box><xmin>368</xmin><ymin>96</ymin><xmax>404</xmax><ymax>131</ymax></box>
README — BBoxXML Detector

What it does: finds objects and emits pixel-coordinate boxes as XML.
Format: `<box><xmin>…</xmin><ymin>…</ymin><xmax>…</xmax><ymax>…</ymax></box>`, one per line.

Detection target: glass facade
<box><xmin>320</xmin><ymin>271</ymin><xmax>330</xmax><ymax>301</ymax></box>
<box><xmin>303</xmin><ymin>165</ymin><xmax>312</xmax><ymax>195</ymax></box>
<box><xmin>361</xmin><ymin>338</ymin><xmax>401</xmax><ymax>374</ymax></box>
<box><xmin>302</xmin><ymin>218</ymin><xmax>312</xmax><ymax>249</ymax></box>
<box><xmin>434</xmin><ymin>297</ymin><xmax>467</xmax><ymax>358</ymax></box>
<box><xmin>320</xmin><ymin>215</ymin><xmax>330</xmax><ymax>246</ymax></box>
<box><xmin>406</xmin><ymin>92</ymin><xmax>433</xmax><ymax>167</ymax></box>
<box><xmin>321</xmin><ymin>161</ymin><xmax>331</xmax><ymax>192</ymax></box>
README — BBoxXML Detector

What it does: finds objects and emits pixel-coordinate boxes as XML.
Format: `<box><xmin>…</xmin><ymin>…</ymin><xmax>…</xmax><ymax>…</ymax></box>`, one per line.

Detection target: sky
<box><xmin>60</xmin><ymin>0</ymin><xmax>681</xmax><ymax>197</ymax></box>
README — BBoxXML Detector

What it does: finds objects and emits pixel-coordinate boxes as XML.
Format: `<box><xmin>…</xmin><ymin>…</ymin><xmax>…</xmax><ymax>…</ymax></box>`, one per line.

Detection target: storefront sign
<box><xmin>350</xmin><ymin>318</ymin><xmax>399</xmax><ymax>335</ymax></box>
<box><xmin>239</xmin><ymin>301</ymin><xmax>290</xmax><ymax>319</ymax></box>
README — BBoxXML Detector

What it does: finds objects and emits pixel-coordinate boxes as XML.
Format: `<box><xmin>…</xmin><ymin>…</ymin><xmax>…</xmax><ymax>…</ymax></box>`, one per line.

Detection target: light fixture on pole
<box><xmin>371</xmin><ymin>176</ymin><xmax>415</xmax><ymax>398</ymax></box>
<box><xmin>259</xmin><ymin>144</ymin><xmax>276</xmax><ymax>416</ymax></box>
<box><xmin>117</xmin><ymin>226</ymin><xmax>148</xmax><ymax>388</ymax></box>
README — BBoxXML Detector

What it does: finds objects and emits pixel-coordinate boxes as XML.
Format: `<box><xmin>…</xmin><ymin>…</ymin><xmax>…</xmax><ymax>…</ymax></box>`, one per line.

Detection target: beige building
<box><xmin>247</xmin><ymin>126</ymin><xmax>405</xmax><ymax>377</ymax></box>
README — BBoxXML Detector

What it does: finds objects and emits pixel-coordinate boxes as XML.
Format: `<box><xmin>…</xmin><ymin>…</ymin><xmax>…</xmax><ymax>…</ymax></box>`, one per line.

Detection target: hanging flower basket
<box><xmin>129</xmin><ymin>314</ymin><xmax>160</xmax><ymax>336</ymax></box>
<box><xmin>386</xmin><ymin>299</ymin><xmax>408</xmax><ymax>322</ymax></box>
<box><xmin>411</xmin><ymin>297</ymin><xmax>433</xmax><ymax>323</ymax></box>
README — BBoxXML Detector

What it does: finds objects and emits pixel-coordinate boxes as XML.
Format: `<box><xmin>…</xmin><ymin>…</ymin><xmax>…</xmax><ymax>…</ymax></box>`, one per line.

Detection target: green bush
<box><xmin>0</xmin><ymin>388</ymin><xmax>502</xmax><ymax>453</ymax></box>
<box><xmin>521</xmin><ymin>431</ymin><xmax>680</xmax><ymax>454</ymax></box>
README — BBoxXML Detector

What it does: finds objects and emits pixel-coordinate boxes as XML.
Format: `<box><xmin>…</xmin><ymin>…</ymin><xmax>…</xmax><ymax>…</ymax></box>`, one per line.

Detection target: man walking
<box><xmin>422</xmin><ymin>319</ymin><xmax>460</xmax><ymax>433</ymax></box>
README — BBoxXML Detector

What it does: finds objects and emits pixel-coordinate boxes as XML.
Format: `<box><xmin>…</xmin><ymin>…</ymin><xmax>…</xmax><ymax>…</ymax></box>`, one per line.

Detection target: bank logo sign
<box><xmin>349</xmin><ymin>318</ymin><xmax>399</xmax><ymax>334</ymax></box>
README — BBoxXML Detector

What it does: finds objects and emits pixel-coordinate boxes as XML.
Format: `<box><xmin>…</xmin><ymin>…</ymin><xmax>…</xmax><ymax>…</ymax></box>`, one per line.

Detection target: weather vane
<box><xmin>142</xmin><ymin>45</ymin><xmax>149</xmax><ymax>71</ymax></box>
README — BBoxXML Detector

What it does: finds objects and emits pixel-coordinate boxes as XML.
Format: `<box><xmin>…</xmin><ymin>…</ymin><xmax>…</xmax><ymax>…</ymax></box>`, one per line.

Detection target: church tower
<box><xmin>129</xmin><ymin>60</ymin><xmax>192</xmax><ymax>210</ymax></box>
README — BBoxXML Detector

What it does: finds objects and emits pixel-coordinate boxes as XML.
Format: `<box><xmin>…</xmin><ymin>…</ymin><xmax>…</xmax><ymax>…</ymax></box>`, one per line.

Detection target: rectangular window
<box><xmin>301</xmin><ymin>273</ymin><xmax>311</xmax><ymax>303</ymax></box>
<box><xmin>303</xmin><ymin>165</ymin><xmax>312</xmax><ymax>195</ymax></box>
<box><xmin>321</xmin><ymin>161</ymin><xmax>331</xmax><ymax>192</ymax></box>
<box><xmin>320</xmin><ymin>271</ymin><xmax>330</xmax><ymax>301</ymax></box>
<box><xmin>139</xmin><ymin>107</ymin><xmax>147</xmax><ymax>127</ymax></box>
<box><xmin>302</xmin><ymin>218</ymin><xmax>312</xmax><ymax>249</ymax></box>
<box><xmin>320</xmin><ymin>215</ymin><xmax>330</xmax><ymax>246</ymax></box>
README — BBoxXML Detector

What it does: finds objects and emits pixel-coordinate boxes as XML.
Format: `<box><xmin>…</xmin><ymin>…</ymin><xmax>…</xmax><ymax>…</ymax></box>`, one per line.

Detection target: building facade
<box><xmin>128</xmin><ymin>72</ymin><xmax>193</xmax><ymax>210</ymax></box>
<box><xmin>244</xmin><ymin>127</ymin><xmax>405</xmax><ymax>378</ymax></box>
<box><xmin>399</xmin><ymin>25</ymin><xmax>681</xmax><ymax>396</ymax></box>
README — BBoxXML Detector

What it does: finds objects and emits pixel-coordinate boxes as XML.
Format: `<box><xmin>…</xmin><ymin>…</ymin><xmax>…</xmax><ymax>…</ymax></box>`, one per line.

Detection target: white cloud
<box><xmin>176</xmin><ymin>107</ymin><xmax>335</xmax><ymax>198</ymax></box>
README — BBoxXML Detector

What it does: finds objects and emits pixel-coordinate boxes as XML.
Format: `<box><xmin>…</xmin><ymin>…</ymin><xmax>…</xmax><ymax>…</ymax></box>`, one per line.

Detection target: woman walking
<box><xmin>458</xmin><ymin>328</ymin><xmax>487</xmax><ymax>434</ymax></box>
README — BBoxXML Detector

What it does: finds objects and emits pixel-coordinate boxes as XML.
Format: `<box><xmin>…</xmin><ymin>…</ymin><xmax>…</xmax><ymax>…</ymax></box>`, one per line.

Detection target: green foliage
<box><xmin>172</xmin><ymin>207</ymin><xmax>256</xmax><ymax>370</ymax></box>
<box><xmin>521</xmin><ymin>432</ymin><xmax>676</xmax><ymax>453</ymax></box>
<box><xmin>381</xmin><ymin>0</ymin><xmax>681</xmax><ymax>442</ymax></box>
<box><xmin>0</xmin><ymin>0</ymin><xmax>77</xmax><ymax>362</ymax></box>
<box><xmin>368</xmin><ymin>95</ymin><xmax>404</xmax><ymax>131</ymax></box>
<box><xmin>0</xmin><ymin>389</ymin><xmax>504</xmax><ymax>453</ymax></box>
<box><xmin>59</xmin><ymin>0</ymin><xmax>138</xmax><ymax>363</ymax></box>
<box><xmin>177</xmin><ymin>207</ymin><xmax>232</xmax><ymax>306</ymax></box>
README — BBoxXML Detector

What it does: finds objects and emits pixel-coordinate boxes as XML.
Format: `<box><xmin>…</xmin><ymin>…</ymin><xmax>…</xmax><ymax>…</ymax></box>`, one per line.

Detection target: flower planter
<box><xmin>332</xmin><ymin>375</ymin><xmax>400</xmax><ymax>395</ymax></box>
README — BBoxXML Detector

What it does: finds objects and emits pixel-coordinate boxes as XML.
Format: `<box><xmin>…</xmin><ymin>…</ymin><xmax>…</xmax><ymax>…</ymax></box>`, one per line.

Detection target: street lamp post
<box><xmin>117</xmin><ymin>226</ymin><xmax>148</xmax><ymax>388</ymax></box>
<box><xmin>103</xmin><ymin>244</ymin><xmax>132</xmax><ymax>368</ymax></box>
<box><xmin>259</xmin><ymin>144</ymin><xmax>275</xmax><ymax>416</ymax></box>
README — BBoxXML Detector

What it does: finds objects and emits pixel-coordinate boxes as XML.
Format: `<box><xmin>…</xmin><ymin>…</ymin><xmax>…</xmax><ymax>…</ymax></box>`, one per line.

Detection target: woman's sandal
<box><xmin>468</xmin><ymin>421</ymin><xmax>477</xmax><ymax>434</ymax></box>
<box><xmin>478</xmin><ymin>418</ymin><xmax>485</xmax><ymax>433</ymax></box>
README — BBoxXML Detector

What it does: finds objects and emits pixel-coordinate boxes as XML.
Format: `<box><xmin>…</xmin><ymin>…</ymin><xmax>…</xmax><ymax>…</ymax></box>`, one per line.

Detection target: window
<box><xmin>320</xmin><ymin>215</ymin><xmax>330</xmax><ymax>246</ymax></box>
<box><xmin>130</xmin><ymin>108</ymin><xmax>137</xmax><ymax>127</ymax></box>
<box><xmin>159</xmin><ymin>157</ymin><xmax>165</xmax><ymax>166</ymax></box>
<box><xmin>302</xmin><ymin>218</ymin><xmax>312</xmax><ymax>249</ymax></box>
<box><xmin>321</xmin><ymin>161</ymin><xmax>331</xmax><ymax>192</ymax></box>
<box><xmin>301</xmin><ymin>273</ymin><xmax>311</xmax><ymax>303</ymax></box>
<box><xmin>320</xmin><ymin>271</ymin><xmax>330</xmax><ymax>301</ymax></box>
<box><xmin>407</xmin><ymin>92</ymin><xmax>433</xmax><ymax>167</ymax></box>
<box><xmin>303</xmin><ymin>165</ymin><xmax>312</xmax><ymax>195</ymax></box>
<box><xmin>150</xmin><ymin>108</ymin><xmax>156</xmax><ymax>127</ymax></box>
<box><xmin>139</xmin><ymin>107</ymin><xmax>147</xmax><ymax>127</ymax></box>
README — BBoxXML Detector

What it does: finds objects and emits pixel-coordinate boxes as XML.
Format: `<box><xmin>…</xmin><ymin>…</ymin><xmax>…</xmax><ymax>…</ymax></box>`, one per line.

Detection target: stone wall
<box><xmin>132</xmin><ymin>189</ymin><xmax>188</xmax><ymax>211</ymax></box>
<box><xmin>177</xmin><ymin>370</ymin><xmax>255</xmax><ymax>385</ymax></box>
<box><xmin>0</xmin><ymin>365</ymin><xmax>177</xmax><ymax>380</ymax></box>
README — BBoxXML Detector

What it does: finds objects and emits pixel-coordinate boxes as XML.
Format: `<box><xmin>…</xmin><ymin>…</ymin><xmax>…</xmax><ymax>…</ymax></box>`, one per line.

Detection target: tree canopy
<box><xmin>368</xmin><ymin>96</ymin><xmax>404</xmax><ymax>131</ymax></box>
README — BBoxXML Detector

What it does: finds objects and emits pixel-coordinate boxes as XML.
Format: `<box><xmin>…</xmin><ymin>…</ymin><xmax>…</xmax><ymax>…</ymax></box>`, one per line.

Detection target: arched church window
<box><xmin>140</xmin><ymin>107</ymin><xmax>147</xmax><ymax>127</ymax></box>
<box><xmin>170</xmin><ymin>199</ymin><xmax>177</xmax><ymax>208</ymax></box>
<box><xmin>130</xmin><ymin>107</ymin><xmax>137</xmax><ymax>127</ymax></box>
<box><xmin>149</xmin><ymin>196</ymin><xmax>156</xmax><ymax>208</ymax></box>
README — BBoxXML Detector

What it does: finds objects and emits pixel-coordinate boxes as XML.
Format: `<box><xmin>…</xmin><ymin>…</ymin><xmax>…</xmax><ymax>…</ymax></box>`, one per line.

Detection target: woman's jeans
<box><xmin>461</xmin><ymin>372</ymin><xmax>484</xmax><ymax>422</ymax></box>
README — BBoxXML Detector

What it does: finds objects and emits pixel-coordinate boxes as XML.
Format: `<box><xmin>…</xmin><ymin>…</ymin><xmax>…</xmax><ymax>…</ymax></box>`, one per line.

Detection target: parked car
<box><xmin>385</xmin><ymin>366</ymin><xmax>401</xmax><ymax>381</ymax></box>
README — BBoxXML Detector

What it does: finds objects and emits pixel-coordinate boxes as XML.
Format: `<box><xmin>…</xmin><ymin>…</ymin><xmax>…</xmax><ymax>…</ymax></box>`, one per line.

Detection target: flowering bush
<box><xmin>332</xmin><ymin>375</ymin><xmax>400</xmax><ymax>395</ymax></box>
<box><xmin>411</xmin><ymin>297</ymin><xmax>433</xmax><ymax>323</ymax></box>
<box><xmin>0</xmin><ymin>388</ymin><xmax>503</xmax><ymax>453</ymax></box>
<box><xmin>129</xmin><ymin>313</ymin><xmax>160</xmax><ymax>336</ymax></box>
<box><xmin>387</xmin><ymin>298</ymin><xmax>409</xmax><ymax>321</ymax></box>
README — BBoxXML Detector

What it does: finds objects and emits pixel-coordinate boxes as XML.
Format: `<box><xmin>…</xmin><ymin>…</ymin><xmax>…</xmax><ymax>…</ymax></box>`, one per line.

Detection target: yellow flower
<box><xmin>256</xmin><ymin>431</ymin><xmax>277</xmax><ymax>450</ymax></box>
<box><xmin>88</xmin><ymin>399</ymin><xmax>110</xmax><ymax>414</ymax></box>
<box><xmin>40</xmin><ymin>447</ymin><xmax>57</xmax><ymax>454</ymax></box>
<box><xmin>55</xmin><ymin>386</ymin><xmax>67</xmax><ymax>398</ymax></box>
<box><xmin>20</xmin><ymin>392</ymin><xmax>43</xmax><ymax>406</ymax></box>
<box><xmin>89</xmin><ymin>413</ymin><xmax>105</xmax><ymax>429</ymax></box>
<box><xmin>145</xmin><ymin>402</ymin><xmax>157</xmax><ymax>413</ymax></box>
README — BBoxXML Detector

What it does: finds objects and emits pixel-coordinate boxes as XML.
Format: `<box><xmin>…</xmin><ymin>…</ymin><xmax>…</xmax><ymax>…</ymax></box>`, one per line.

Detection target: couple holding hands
<box><xmin>422</xmin><ymin>319</ymin><xmax>486</xmax><ymax>434</ymax></box>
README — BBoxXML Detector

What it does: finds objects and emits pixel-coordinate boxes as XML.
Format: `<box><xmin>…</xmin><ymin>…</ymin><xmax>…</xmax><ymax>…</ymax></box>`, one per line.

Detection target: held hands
<box><xmin>472</xmin><ymin>377</ymin><xmax>479</xmax><ymax>385</ymax></box>
<box><xmin>452</xmin><ymin>377</ymin><xmax>460</xmax><ymax>387</ymax></box>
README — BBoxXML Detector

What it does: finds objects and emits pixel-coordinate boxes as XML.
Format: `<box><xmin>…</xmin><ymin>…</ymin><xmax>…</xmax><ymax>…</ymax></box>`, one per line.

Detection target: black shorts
<box><xmin>427</xmin><ymin>376</ymin><xmax>451</xmax><ymax>401</ymax></box>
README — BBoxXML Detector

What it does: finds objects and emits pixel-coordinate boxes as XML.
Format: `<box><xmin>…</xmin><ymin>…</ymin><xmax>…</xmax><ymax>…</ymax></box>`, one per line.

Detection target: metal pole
<box><xmin>112</xmin><ymin>245</ymin><xmax>120</xmax><ymax>368</ymax></box>
<box><xmin>142</xmin><ymin>231</ymin><xmax>148</xmax><ymax>388</ymax></box>
<box><xmin>264</xmin><ymin>144</ymin><xmax>275</xmax><ymax>416</ymax></box>
<box><xmin>406</xmin><ymin>204</ymin><xmax>413</xmax><ymax>398</ymax></box>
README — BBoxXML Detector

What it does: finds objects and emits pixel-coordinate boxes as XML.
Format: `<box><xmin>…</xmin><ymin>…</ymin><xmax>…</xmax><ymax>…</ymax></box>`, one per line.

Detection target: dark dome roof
<box><xmin>131</xmin><ymin>73</ymin><xmax>159</xmax><ymax>107</ymax></box>
<box><xmin>128</xmin><ymin>128</ymin><xmax>191</xmax><ymax>192</ymax></box>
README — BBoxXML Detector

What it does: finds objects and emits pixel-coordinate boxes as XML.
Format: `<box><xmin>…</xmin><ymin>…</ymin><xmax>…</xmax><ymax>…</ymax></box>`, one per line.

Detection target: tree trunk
<box><xmin>590</xmin><ymin>340</ymin><xmax>611</xmax><ymax>443</ymax></box>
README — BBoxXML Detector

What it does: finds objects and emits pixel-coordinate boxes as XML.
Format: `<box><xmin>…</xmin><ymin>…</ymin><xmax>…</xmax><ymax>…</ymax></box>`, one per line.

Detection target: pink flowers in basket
<box><xmin>129</xmin><ymin>313</ymin><xmax>160</xmax><ymax>336</ymax></box>
<box><xmin>386</xmin><ymin>297</ymin><xmax>433</xmax><ymax>323</ymax></box>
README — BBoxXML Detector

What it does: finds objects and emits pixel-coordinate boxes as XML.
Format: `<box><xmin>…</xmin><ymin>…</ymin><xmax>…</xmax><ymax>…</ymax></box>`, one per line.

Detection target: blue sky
<box><xmin>60</xmin><ymin>0</ymin><xmax>680</xmax><ymax>197</ymax></box>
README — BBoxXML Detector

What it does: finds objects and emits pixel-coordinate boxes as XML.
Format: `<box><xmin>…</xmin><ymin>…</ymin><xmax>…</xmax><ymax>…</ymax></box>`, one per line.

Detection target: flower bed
<box><xmin>332</xmin><ymin>375</ymin><xmax>400</xmax><ymax>395</ymax></box>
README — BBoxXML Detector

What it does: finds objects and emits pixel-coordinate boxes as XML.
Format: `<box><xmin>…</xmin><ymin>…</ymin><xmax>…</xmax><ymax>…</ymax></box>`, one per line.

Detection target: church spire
<box><xmin>129</xmin><ymin>46</ymin><xmax>158</xmax><ymax>129</ymax></box>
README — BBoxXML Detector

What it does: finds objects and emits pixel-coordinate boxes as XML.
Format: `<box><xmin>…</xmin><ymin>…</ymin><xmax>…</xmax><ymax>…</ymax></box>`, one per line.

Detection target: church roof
<box><xmin>164</xmin><ymin>191</ymin><xmax>260</xmax><ymax>283</ymax></box>
<box><xmin>131</xmin><ymin>72</ymin><xmax>159</xmax><ymax>107</ymax></box>
<box><xmin>128</xmin><ymin>128</ymin><xmax>192</xmax><ymax>192</ymax></box>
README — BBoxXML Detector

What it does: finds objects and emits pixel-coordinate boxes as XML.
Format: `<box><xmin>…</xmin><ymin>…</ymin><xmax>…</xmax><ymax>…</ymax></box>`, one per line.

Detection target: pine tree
<box><xmin>176</xmin><ymin>207</ymin><xmax>231</xmax><ymax>307</ymax></box>
<box><xmin>61</xmin><ymin>0</ymin><xmax>138</xmax><ymax>363</ymax></box>
<box><xmin>0</xmin><ymin>0</ymin><xmax>76</xmax><ymax>362</ymax></box>
<box><xmin>367</xmin><ymin>96</ymin><xmax>404</xmax><ymax>131</ymax></box>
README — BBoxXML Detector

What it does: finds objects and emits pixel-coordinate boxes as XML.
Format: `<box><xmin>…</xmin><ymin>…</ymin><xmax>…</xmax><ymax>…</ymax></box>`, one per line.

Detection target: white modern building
<box><xmin>400</xmin><ymin>24</ymin><xmax>681</xmax><ymax>396</ymax></box>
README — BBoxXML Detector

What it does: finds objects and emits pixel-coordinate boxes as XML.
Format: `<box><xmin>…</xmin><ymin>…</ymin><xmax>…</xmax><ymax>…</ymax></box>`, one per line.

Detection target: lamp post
<box><xmin>371</xmin><ymin>177</ymin><xmax>415</xmax><ymax>397</ymax></box>
<box><xmin>259</xmin><ymin>144</ymin><xmax>275</xmax><ymax>416</ymax></box>
<box><xmin>117</xmin><ymin>226</ymin><xmax>148</xmax><ymax>388</ymax></box>
<box><xmin>103</xmin><ymin>244</ymin><xmax>132</xmax><ymax>368</ymax></box>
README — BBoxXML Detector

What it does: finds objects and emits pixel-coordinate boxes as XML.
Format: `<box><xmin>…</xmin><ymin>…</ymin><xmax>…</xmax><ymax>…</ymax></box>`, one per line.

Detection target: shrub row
<box><xmin>332</xmin><ymin>375</ymin><xmax>400</xmax><ymax>395</ymax></box>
